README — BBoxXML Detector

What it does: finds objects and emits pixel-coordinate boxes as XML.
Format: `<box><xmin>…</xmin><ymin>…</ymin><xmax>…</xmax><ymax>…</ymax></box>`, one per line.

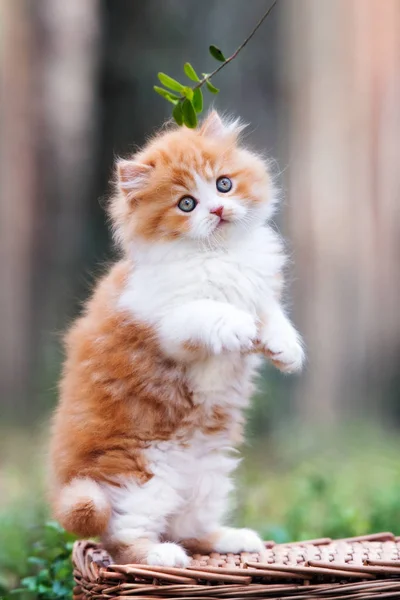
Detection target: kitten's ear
<box><xmin>200</xmin><ymin>111</ymin><xmax>244</xmax><ymax>140</ymax></box>
<box><xmin>117</xmin><ymin>159</ymin><xmax>153</xmax><ymax>196</ymax></box>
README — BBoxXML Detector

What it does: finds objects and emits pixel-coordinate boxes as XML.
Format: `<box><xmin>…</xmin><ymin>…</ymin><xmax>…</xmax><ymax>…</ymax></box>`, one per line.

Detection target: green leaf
<box><xmin>65</xmin><ymin>540</ymin><xmax>75</xmax><ymax>551</ymax></box>
<box><xmin>52</xmin><ymin>580</ymin><xmax>71</xmax><ymax>597</ymax></box>
<box><xmin>172</xmin><ymin>102</ymin><xmax>184</xmax><ymax>126</ymax></box>
<box><xmin>53</xmin><ymin>562</ymin><xmax>71</xmax><ymax>580</ymax></box>
<box><xmin>21</xmin><ymin>577</ymin><xmax>38</xmax><ymax>592</ymax></box>
<box><xmin>182</xmin><ymin>87</ymin><xmax>194</xmax><ymax>101</ymax></box>
<box><xmin>205</xmin><ymin>78</ymin><xmax>220</xmax><ymax>94</ymax></box>
<box><xmin>192</xmin><ymin>88</ymin><xmax>203</xmax><ymax>114</ymax></box>
<box><xmin>157</xmin><ymin>72</ymin><xmax>184</xmax><ymax>92</ymax></box>
<box><xmin>27</xmin><ymin>556</ymin><xmax>46</xmax><ymax>566</ymax></box>
<box><xmin>182</xmin><ymin>99</ymin><xmax>197</xmax><ymax>128</ymax></box>
<box><xmin>44</xmin><ymin>521</ymin><xmax>64</xmax><ymax>533</ymax></box>
<box><xmin>209</xmin><ymin>45</ymin><xmax>226</xmax><ymax>62</ymax></box>
<box><xmin>153</xmin><ymin>86</ymin><xmax>179</xmax><ymax>105</ymax></box>
<box><xmin>37</xmin><ymin>568</ymin><xmax>50</xmax><ymax>583</ymax></box>
<box><xmin>184</xmin><ymin>62</ymin><xmax>200</xmax><ymax>82</ymax></box>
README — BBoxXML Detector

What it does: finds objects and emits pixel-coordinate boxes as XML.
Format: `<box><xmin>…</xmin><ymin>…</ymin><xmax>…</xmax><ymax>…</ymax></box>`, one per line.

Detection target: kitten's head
<box><xmin>110</xmin><ymin>111</ymin><xmax>276</xmax><ymax>251</ymax></box>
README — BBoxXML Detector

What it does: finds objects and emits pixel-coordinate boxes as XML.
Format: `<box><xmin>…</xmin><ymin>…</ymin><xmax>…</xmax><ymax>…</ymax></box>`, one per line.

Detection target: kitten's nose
<box><xmin>210</xmin><ymin>206</ymin><xmax>224</xmax><ymax>218</ymax></box>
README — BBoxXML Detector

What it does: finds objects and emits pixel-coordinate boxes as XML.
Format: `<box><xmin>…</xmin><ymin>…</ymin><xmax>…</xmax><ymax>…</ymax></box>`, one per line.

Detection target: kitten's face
<box><xmin>111</xmin><ymin>112</ymin><xmax>275</xmax><ymax>249</ymax></box>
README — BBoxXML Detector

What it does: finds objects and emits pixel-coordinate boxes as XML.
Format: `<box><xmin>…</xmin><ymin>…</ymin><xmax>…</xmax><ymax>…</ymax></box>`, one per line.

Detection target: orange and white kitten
<box><xmin>49</xmin><ymin>111</ymin><xmax>304</xmax><ymax>567</ymax></box>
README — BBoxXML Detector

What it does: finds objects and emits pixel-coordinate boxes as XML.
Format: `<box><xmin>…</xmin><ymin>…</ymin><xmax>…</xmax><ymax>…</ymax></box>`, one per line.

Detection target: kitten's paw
<box><xmin>146</xmin><ymin>542</ymin><xmax>189</xmax><ymax>567</ymax></box>
<box><xmin>263</xmin><ymin>325</ymin><xmax>304</xmax><ymax>373</ymax></box>
<box><xmin>266</xmin><ymin>336</ymin><xmax>304</xmax><ymax>373</ymax></box>
<box><xmin>210</xmin><ymin>309</ymin><xmax>257</xmax><ymax>354</ymax></box>
<box><xmin>213</xmin><ymin>527</ymin><xmax>264</xmax><ymax>554</ymax></box>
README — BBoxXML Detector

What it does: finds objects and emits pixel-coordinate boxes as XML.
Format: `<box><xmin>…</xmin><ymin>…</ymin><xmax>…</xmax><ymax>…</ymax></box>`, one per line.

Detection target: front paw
<box><xmin>213</xmin><ymin>527</ymin><xmax>264</xmax><ymax>554</ymax></box>
<box><xmin>210</xmin><ymin>309</ymin><xmax>258</xmax><ymax>354</ymax></box>
<box><xmin>146</xmin><ymin>542</ymin><xmax>189</xmax><ymax>567</ymax></box>
<box><xmin>263</xmin><ymin>327</ymin><xmax>305</xmax><ymax>373</ymax></box>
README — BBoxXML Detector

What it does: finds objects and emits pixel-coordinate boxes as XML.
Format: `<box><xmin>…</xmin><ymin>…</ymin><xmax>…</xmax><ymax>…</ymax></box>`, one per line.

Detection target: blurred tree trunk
<box><xmin>0</xmin><ymin>0</ymin><xmax>100</xmax><ymax>421</ymax></box>
<box><xmin>0</xmin><ymin>0</ymin><xmax>37</xmax><ymax>418</ymax></box>
<box><xmin>282</xmin><ymin>0</ymin><xmax>400</xmax><ymax>423</ymax></box>
<box><xmin>32</xmin><ymin>0</ymin><xmax>101</xmax><ymax>414</ymax></box>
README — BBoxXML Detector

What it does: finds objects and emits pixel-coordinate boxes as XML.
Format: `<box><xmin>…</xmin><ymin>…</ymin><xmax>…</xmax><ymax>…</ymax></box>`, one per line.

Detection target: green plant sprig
<box><xmin>154</xmin><ymin>0</ymin><xmax>278</xmax><ymax>128</ymax></box>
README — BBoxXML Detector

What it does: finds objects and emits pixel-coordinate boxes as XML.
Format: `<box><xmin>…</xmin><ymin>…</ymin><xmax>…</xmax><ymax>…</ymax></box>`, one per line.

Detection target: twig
<box><xmin>194</xmin><ymin>0</ymin><xmax>279</xmax><ymax>91</ymax></box>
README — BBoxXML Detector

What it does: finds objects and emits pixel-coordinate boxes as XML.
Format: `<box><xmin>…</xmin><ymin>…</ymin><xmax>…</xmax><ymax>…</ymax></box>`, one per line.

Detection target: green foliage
<box><xmin>153</xmin><ymin>86</ymin><xmax>180</xmax><ymax>104</ymax></box>
<box><xmin>183</xmin><ymin>62</ymin><xmax>200</xmax><ymax>82</ymax></box>
<box><xmin>154</xmin><ymin>55</ymin><xmax>221</xmax><ymax>126</ymax></box>
<box><xmin>192</xmin><ymin>89</ymin><xmax>203</xmax><ymax>114</ymax></box>
<box><xmin>152</xmin><ymin>3</ymin><xmax>278</xmax><ymax>125</ymax></box>
<box><xmin>209</xmin><ymin>44</ymin><xmax>226</xmax><ymax>62</ymax></box>
<box><xmin>236</xmin><ymin>424</ymin><xmax>400</xmax><ymax>543</ymax></box>
<box><xmin>204</xmin><ymin>77</ymin><xmax>220</xmax><ymax>94</ymax></box>
<box><xmin>182</xmin><ymin>99</ymin><xmax>197</xmax><ymax>129</ymax></box>
<box><xmin>20</xmin><ymin>522</ymin><xmax>75</xmax><ymax>600</ymax></box>
<box><xmin>182</xmin><ymin>87</ymin><xmax>194</xmax><ymax>101</ymax></box>
<box><xmin>172</xmin><ymin>102</ymin><xmax>183</xmax><ymax>126</ymax></box>
<box><xmin>2</xmin><ymin>519</ymin><xmax>76</xmax><ymax>600</ymax></box>
<box><xmin>157</xmin><ymin>72</ymin><xmax>185</xmax><ymax>93</ymax></box>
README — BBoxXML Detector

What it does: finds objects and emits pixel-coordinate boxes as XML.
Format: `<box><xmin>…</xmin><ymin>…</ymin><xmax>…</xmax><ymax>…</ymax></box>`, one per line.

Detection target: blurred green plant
<box><xmin>236</xmin><ymin>423</ymin><xmax>400</xmax><ymax>542</ymax></box>
<box><xmin>7</xmin><ymin>522</ymin><xmax>75</xmax><ymax>600</ymax></box>
<box><xmin>154</xmin><ymin>1</ymin><xmax>278</xmax><ymax>127</ymax></box>
<box><xmin>0</xmin><ymin>428</ymin><xmax>75</xmax><ymax>600</ymax></box>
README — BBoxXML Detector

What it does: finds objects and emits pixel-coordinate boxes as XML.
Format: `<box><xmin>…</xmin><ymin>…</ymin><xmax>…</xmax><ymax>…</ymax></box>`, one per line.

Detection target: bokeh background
<box><xmin>1</xmin><ymin>0</ymin><xmax>400</xmax><ymax>595</ymax></box>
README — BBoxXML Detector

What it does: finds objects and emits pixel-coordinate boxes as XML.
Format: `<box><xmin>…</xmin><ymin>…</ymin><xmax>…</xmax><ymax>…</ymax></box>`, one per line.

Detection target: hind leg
<box><xmin>102</xmin><ymin>475</ymin><xmax>189</xmax><ymax>567</ymax></box>
<box><xmin>167</xmin><ymin>462</ymin><xmax>264</xmax><ymax>556</ymax></box>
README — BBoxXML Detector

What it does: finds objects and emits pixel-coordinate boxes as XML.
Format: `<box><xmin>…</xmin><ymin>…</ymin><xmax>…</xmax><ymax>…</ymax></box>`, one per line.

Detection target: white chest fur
<box><xmin>118</xmin><ymin>226</ymin><xmax>285</xmax><ymax>408</ymax></box>
<box><xmin>119</xmin><ymin>226</ymin><xmax>285</xmax><ymax>321</ymax></box>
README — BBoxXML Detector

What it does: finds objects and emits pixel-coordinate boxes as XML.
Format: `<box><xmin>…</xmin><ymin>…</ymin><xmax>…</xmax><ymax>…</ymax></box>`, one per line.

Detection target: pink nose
<box><xmin>210</xmin><ymin>206</ymin><xmax>224</xmax><ymax>218</ymax></box>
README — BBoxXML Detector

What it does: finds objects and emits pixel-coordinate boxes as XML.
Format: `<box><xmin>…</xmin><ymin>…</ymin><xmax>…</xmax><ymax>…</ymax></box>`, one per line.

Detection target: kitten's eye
<box><xmin>216</xmin><ymin>176</ymin><xmax>232</xmax><ymax>193</ymax></box>
<box><xmin>178</xmin><ymin>196</ymin><xmax>197</xmax><ymax>212</ymax></box>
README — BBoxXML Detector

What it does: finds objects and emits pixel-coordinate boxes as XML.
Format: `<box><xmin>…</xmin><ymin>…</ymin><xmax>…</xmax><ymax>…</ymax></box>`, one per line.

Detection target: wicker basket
<box><xmin>72</xmin><ymin>532</ymin><xmax>400</xmax><ymax>599</ymax></box>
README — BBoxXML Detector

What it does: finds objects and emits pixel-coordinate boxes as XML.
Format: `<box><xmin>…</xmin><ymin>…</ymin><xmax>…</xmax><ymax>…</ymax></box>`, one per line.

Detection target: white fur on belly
<box><xmin>103</xmin><ymin>434</ymin><xmax>239</xmax><ymax>545</ymax></box>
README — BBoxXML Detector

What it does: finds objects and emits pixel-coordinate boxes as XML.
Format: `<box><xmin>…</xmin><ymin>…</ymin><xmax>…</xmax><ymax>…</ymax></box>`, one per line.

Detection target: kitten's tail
<box><xmin>53</xmin><ymin>477</ymin><xmax>111</xmax><ymax>537</ymax></box>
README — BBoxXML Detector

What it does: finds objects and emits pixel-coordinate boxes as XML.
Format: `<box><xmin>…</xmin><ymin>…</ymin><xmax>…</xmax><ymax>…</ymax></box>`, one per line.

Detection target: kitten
<box><xmin>49</xmin><ymin>111</ymin><xmax>304</xmax><ymax>567</ymax></box>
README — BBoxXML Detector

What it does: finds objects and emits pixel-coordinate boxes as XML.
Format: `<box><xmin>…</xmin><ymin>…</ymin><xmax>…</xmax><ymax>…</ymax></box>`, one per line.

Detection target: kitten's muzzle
<box><xmin>210</xmin><ymin>206</ymin><xmax>224</xmax><ymax>219</ymax></box>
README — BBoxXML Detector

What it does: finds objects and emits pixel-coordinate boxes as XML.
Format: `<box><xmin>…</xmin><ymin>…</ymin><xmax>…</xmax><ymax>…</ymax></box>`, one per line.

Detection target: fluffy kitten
<box><xmin>49</xmin><ymin>111</ymin><xmax>304</xmax><ymax>567</ymax></box>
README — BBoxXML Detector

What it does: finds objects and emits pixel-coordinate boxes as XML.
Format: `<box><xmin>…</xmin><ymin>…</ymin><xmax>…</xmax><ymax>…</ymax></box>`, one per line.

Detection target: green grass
<box><xmin>0</xmin><ymin>426</ymin><xmax>75</xmax><ymax>599</ymax></box>
<box><xmin>236</xmin><ymin>423</ymin><xmax>400</xmax><ymax>541</ymax></box>
<box><xmin>2</xmin><ymin>423</ymin><xmax>400</xmax><ymax>599</ymax></box>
